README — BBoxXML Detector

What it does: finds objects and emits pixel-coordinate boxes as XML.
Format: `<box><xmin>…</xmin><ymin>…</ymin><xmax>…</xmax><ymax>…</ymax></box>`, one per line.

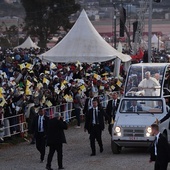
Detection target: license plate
<box><xmin>129</xmin><ymin>136</ymin><xmax>138</xmax><ymax>140</ymax></box>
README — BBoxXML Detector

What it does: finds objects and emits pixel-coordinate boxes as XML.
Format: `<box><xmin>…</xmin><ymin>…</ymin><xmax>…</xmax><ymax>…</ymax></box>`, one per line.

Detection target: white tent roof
<box><xmin>14</xmin><ymin>36</ymin><xmax>40</xmax><ymax>49</ymax></box>
<box><xmin>39</xmin><ymin>9</ymin><xmax>131</xmax><ymax>63</ymax></box>
<box><xmin>151</xmin><ymin>34</ymin><xmax>163</xmax><ymax>44</ymax></box>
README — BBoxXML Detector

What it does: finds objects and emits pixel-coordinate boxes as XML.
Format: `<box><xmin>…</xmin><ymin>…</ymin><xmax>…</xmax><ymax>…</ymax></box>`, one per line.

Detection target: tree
<box><xmin>20</xmin><ymin>0</ymin><xmax>80</xmax><ymax>47</ymax></box>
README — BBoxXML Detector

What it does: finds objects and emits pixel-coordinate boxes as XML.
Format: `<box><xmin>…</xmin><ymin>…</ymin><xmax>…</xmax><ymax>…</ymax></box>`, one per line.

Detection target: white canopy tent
<box><xmin>39</xmin><ymin>9</ymin><xmax>131</xmax><ymax>63</ymax></box>
<box><xmin>14</xmin><ymin>36</ymin><xmax>40</xmax><ymax>49</ymax></box>
<box><xmin>151</xmin><ymin>34</ymin><xmax>163</xmax><ymax>49</ymax></box>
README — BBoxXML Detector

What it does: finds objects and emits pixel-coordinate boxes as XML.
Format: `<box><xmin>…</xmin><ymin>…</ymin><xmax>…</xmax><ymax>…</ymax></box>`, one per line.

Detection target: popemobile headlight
<box><xmin>147</xmin><ymin>126</ymin><xmax>152</xmax><ymax>133</ymax></box>
<box><xmin>146</xmin><ymin>126</ymin><xmax>152</xmax><ymax>137</ymax></box>
<box><xmin>115</xmin><ymin>126</ymin><xmax>121</xmax><ymax>133</ymax></box>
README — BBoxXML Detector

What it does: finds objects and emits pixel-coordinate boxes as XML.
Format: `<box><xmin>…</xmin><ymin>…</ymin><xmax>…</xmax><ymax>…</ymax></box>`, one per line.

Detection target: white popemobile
<box><xmin>111</xmin><ymin>63</ymin><xmax>170</xmax><ymax>154</ymax></box>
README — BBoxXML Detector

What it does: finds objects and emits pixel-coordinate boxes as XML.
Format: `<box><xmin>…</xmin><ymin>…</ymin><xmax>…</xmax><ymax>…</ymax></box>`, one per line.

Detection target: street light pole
<box><xmin>113</xmin><ymin>3</ymin><xmax>117</xmax><ymax>49</ymax></box>
<box><xmin>148</xmin><ymin>0</ymin><xmax>152</xmax><ymax>63</ymax></box>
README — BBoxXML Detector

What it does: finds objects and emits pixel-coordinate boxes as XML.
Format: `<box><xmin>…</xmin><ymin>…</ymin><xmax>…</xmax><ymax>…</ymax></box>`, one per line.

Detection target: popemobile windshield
<box><xmin>111</xmin><ymin>63</ymin><xmax>170</xmax><ymax>154</ymax></box>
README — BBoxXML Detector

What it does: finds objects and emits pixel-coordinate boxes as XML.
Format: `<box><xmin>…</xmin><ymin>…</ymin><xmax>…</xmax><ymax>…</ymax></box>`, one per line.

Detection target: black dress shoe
<box><xmin>58</xmin><ymin>167</ymin><xmax>64</xmax><ymax>169</ymax></box>
<box><xmin>46</xmin><ymin>166</ymin><xmax>53</xmax><ymax>170</ymax></box>
<box><xmin>100</xmin><ymin>147</ymin><xmax>103</xmax><ymax>153</ymax></box>
<box><xmin>90</xmin><ymin>153</ymin><xmax>96</xmax><ymax>156</ymax></box>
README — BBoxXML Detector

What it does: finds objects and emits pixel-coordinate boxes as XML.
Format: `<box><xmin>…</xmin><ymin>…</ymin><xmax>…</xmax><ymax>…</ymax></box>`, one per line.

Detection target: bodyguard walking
<box><xmin>31</xmin><ymin>107</ymin><xmax>49</xmax><ymax>162</ymax></box>
<box><xmin>84</xmin><ymin>98</ymin><xmax>108</xmax><ymax>156</ymax></box>
<box><xmin>149</xmin><ymin>123</ymin><xmax>170</xmax><ymax>170</ymax></box>
<box><xmin>46</xmin><ymin>113</ymin><xmax>68</xmax><ymax>170</ymax></box>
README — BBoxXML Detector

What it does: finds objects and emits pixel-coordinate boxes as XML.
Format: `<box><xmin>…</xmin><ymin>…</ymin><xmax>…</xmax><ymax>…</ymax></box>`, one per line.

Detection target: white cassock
<box><xmin>138</xmin><ymin>77</ymin><xmax>160</xmax><ymax>107</ymax></box>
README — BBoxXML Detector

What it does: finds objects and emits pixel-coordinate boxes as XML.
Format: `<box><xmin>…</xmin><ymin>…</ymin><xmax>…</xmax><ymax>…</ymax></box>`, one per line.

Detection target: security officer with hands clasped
<box><xmin>84</xmin><ymin>98</ymin><xmax>108</xmax><ymax>156</ymax></box>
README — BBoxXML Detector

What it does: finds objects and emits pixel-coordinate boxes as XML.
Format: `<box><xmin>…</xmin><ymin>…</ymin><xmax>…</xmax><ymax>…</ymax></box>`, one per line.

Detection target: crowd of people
<box><xmin>0</xmin><ymin>47</ymin><xmax>125</xmax><ymax>142</ymax></box>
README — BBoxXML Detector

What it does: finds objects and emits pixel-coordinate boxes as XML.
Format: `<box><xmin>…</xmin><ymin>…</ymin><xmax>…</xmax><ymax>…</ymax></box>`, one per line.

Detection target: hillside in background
<box><xmin>0</xmin><ymin>0</ymin><xmax>25</xmax><ymax>17</ymax></box>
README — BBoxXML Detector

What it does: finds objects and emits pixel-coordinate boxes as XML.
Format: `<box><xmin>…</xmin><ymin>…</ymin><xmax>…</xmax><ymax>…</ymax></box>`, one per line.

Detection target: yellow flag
<box><xmin>43</xmin><ymin>77</ymin><xmax>50</xmax><ymax>85</ymax></box>
<box><xmin>0</xmin><ymin>92</ymin><xmax>3</xmax><ymax>98</ymax></box>
<box><xmin>0</xmin><ymin>96</ymin><xmax>7</xmax><ymax>107</ymax></box>
<box><xmin>102</xmin><ymin>73</ymin><xmax>109</xmax><ymax>76</ymax></box>
<box><xmin>41</xmin><ymin>95</ymin><xmax>46</xmax><ymax>104</ymax></box>
<box><xmin>63</xmin><ymin>94</ymin><xmax>69</xmax><ymax>101</ymax></box>
<box><xmin>116</xmin><ymin>80</ymin><xmax>122</xmax><ymax>87</ymax></box>
<box><xmin>25</xmin><ymin>86</ymin><xmax>32</xmax><ymax>95</ymax></box>
<box><xmin>86</xmin><ymin>73</ymin><xmax>90</xmax><ymax>77</ymax></box>
<box><xmin>0</xmin><ymin>87</ymin><xmax>5</xmax><ymax>94</ymax></box>
<box><xmin>20</xmin><ymin>63</ymin><xmax>25</xmax><ymax>70</ymax></box>
<box><xmin>99</xmin><ymin>86</ymin><xmax>105</xmax><ymax>90</ymax></box>
<box><xmin>68</xmin><ymin>95</ymin><xmax>73</xmax><ymax>102</ymax></box>
<box><xmin>111</xmin><ymin>85</ymin><xmax>115</xmax><ymax>90</ymax></box>
<box><xmin>60</xmin><ymin>83</ymin><xmax>65</xmax><ymax>90</ymax></box>
<box><xmin>55</xmin><ymin>88</ymin><xmax>60</xmax><ymax>94</ymax></box>
<box><xmin>26</xmin><ymin>80</ymin><xmax>32</xmax><ymax>87</ymax></box>
<box><xmin>50</xmin><ymin>62</ymin><xmax>57</xmax><ymax>69</ymax></box>
<box><xmin>46</xmin><ymin>100</ymin><xmax>52</xmax><ymax>107</ymax></box>
<box><xmin>45</xmin><ymin>70</ymin><xmax>50</xmax><ymax>74</ymax></box>
<box><xmin>76</xmin><ymin>61</ymin><xmax>81</xmax><ymax>67</ymax></box>
<box><xmin>94</xmin><ymin>73</ymin><xmax>101</xmax><ymax>80</ymax></box>
<box><xmin>79</xmin><ymin>85</ymin><xmax>86</xmax><ymax>92</ymax></box>
<box><xmin>26</xmin><ymin>63</ymin><xmax>33</xmax><ymax>70</ymax></box>
<box><xmin>37</xmin><ymin>82</ymin><xmax>43</xmax><ymax>89</ymax></box>
<box><xmin>63</xmin><ymin>80</ymin><xmax>68</xmax><ymax>85</ymax></box>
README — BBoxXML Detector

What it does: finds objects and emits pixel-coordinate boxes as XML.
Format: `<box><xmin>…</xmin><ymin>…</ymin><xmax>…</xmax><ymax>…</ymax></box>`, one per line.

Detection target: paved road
<box><xmin>0</xmin><ymin>123</ymin><xmax>170</xmax><ymax>170</ymax></box>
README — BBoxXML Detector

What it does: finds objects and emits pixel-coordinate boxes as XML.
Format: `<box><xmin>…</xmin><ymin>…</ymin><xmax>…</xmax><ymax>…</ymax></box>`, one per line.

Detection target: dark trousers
<box><xmin>36</xmin><ymin>132</ymin><xmax>46</xmax><ymax>161</ymax></box>
<box><xmin>47</xmin><ymin>143</ymin><xmax>63</xmax><ymax>169</ymax></box>
<box><xmin>75</xmin><ymin>108</ymin><xmax>81</xmax><ymax>126</ymax></box>
<box><xmin>90</xmin><ymin>125</ymin><xmax>103</xmax><ymax>154</ymax></box>
<box><xmin>154</xmin><ymin>159</ymin><xmax>168</xmax><ymax>170</ymax></box>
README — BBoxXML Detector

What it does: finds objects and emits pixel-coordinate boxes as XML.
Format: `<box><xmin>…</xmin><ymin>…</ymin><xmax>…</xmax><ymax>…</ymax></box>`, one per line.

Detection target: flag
<box><xmin>111</xmin><ymin>85</ymin><xmax>115</xmax><ymax>90</ymax></box>
<box><xmin>76</xmin><ymin>61</ymin><xmax>81</xmax><ymax>67</ymax></box>
<box><xmin>102</xmin><ymin>73</ymin><xmax>109</xmax><ymax>76</ymax></box>
<box><xmin>0</xmin><ymin>95</ymin><xmax>7</xmax><ymax>107</ymax></box>
<box><xmin>37</xmin><ymin>83</ymin><xmax>43</xmax><ymax>89</ymax></box>
<box><xmin>68</xmin><ymin>95</ymin><xmax>73</xmax><ymax>102</ymax></box>
<box><xmin>43</xmin><ymin>77</ymin><xmax>50</xmax><ymax>85</ymax></box>
<box><xmin>25</xmin><ymin>86</ymin><xmax>32</xmax><ymax>95</ymax></box>
<box><xmin>99</xmin><ymin>86</ymin><xmax>105</xmax><ymax>90</ymax></box>
<box><xmin>46</xmin><ymin>100</ymin><xmax>52</xmax><ymax>107</ymax></box>
<box><xmin>26</xmin><ymin>63</ymin><xmax>33</xmax><ymax>70</ymax></box>
<box><xmin>116</xmin><ymin>80</ymin><xmax>122</xmax><ymax>87</ymax></box>
<box><xmin>0</xmin><ymin>88</ymin><xmax>5</xmax><ymax>94</ymax></box>
<box><xmin>55</xmin><ymin>88</ymin><xmax>60</xmax><ymax>94</ymax></box>
<box><xmin>50</xmin><ymin>62</ymin><xmax>57</xmax><ymax>69</ymax></box>
<box><xmin>60</xmin><ymin>83</ymin><xmax>65</xmax><ymax>90</ymax></box>
<box><xmin>26</xmin><ymin>80</ymin><xmax>32</xmax><ymax>87</ymax></box>
<box><xmin>45</xmin><ymin>70</ymin><xmax>50</xmax><ymax>74</ymax></box>
<box><xmin>94</xmin><ymin>73</ymin><xmax>101</xmax><ymax>80</ymax></box>
<box><xmin>20</xmin><ymin>63</ymin><xmax>25</xmax><ymax>70</ymax></box>
<box><xmin>79</xmin><ymin>85</ymin><xmax>86</xmax><ymax>92</ymax></box>
<box><xmin>86</xmin><ymin>73</ymin><xmax>90</xmax><ymax>77</ymax></box>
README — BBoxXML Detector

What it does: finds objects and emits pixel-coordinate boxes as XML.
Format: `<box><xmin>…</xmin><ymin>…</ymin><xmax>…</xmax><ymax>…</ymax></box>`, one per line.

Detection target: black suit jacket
<box><xmin>149</xmin><ymin>133</ymin><xmax>170</xmax><ymax>163</ymax></box>
<box><xmin>83</xmin><ymin>98</ymin><xmax>93</xmax><ymax>115</ymax></box>
<box><xmin>31</xmin><ymin>115</ymin><xmax>49</xmax><ymax>138</ymax></box>
<box><xmin>84</xmin><ymin>107</ymin><xmax>108</xmax><ymax>133</ymax></box>
<box><xmin>106</xmin><ymin>99</ymin><xmax>120</xmax><ymax>123</ymax></box>
<box><xmin>46</xmin><ymin>117</ymin><xmax>68</xmax><ymax>146</ymax></box>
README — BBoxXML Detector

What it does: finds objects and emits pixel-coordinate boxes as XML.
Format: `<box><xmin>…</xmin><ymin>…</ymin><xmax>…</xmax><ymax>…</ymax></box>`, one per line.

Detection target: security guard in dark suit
<box><xmin>84</xmin><ymin>98</ymin><xmax>108</xmax><ymax>156</ymax></box>
<box><xmin>31</xmin><ymin>107</ymin><xmax>49</xmax><ymax>162</ymax></box>
<box><xmin>46</xmin><ymin>113</ymin><xmax>68</xmax><ymax>170</ymax></box>
<box><xmin>149</xmin><ymin>124</ymin><xmax>170</xmax><ymax>170</ymax></box>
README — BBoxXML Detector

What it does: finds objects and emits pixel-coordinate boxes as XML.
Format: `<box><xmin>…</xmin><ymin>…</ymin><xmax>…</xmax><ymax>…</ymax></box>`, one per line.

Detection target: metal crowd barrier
<box><xmin>0</xmin><ymin>91</ymin><xmax>122</xmax><ymax>140</ymax></box>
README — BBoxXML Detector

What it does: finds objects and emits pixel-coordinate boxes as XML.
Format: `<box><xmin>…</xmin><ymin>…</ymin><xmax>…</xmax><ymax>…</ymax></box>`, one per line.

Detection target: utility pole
<box><xmin>148</xmin><ymin>0</ymin><xmax>152</xmax><ymax>63</ymax></box>
<box><xmin>113</xmin><ymin>3</ymin><xmax>117</xmax><ymax>49</ymax></box>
